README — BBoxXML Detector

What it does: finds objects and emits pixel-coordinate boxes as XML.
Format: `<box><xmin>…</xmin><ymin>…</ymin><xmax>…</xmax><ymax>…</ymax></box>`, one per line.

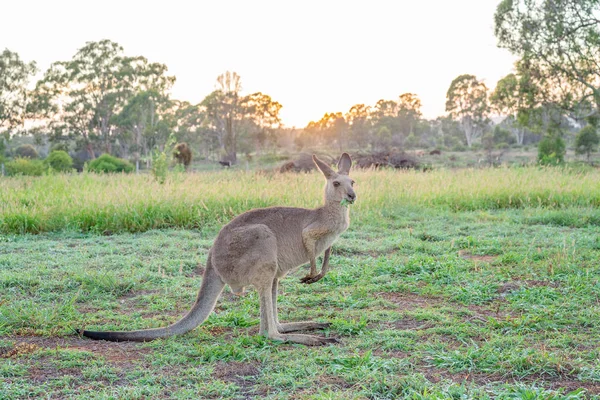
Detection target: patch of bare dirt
<box><xmin>2</xmin><ymin>335</ymin><xmax>149</xmax><ymax>364</ymax></box>
<box><xmin>377</xmin><ymin>292</ymin><xmax>444</xmax><ymax>310</ymax></box>
<box><xmin>525</xmin><ymin>280</ymin><xmax>559</xmax><ymax>288</ymax></box>
<box><xmin>212</xmin><ymin>361</ymin><xmax>263</xmax><ymax>397</ymax></box>
<box><xmin>373</xmin><ymin>317</ymin><xmax>432</xmax><ymax>332</ymax></box>
<box><xmin>458</xmin><ymin>251</ymin><xmax>498</xmax><ymax>263</ymax></box>
<box><xmin>27</xmin><ymin>365</ymin><xmax>85</xmax><ymax>384</ymax></box>
<box><xmin>421</xmin><ymin>366</ymin><xmax>600</xmax><ymax>395</ymax></box>
<box><xmin>187</xmin><ymin>263</ymin><xmax>205</xmax><ymax>277</ymax></box>
<box><xmin>377</xmin><ymin>292</ymin><xmax>519</xmax><ymax>325</ymax></box>
<box><xmin>497</xmin><ymin>280</ymin><xmax>559</xmax><ymax>296</ymax></box>
<box><xmin>118</xmin><ymin>289</ymin><xmax>160</xmax><ymax>300</ymax></box>
<box><xmin>318</xmin><ymin>375</ymin><xmax>353</xmax><ymax>388</ymax></box>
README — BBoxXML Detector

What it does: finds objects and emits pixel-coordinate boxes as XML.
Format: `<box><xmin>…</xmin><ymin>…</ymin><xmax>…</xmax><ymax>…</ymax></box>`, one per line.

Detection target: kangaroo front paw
<box><xmin>300</xmin><ymin>274</ymin><xmax>317</xmax><ymax>283</ymax></box>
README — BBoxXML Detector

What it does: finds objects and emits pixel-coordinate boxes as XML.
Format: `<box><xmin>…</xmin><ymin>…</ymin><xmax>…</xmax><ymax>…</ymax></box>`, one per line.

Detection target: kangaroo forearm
<box><xmin>320</xmin><ymin>247</ymin><xmax>332</xmax><ymax>274</ymax></box>
<box><xmin>309</xmin><ymin>257</ymin><xmax>317</xmax><ymax>276</ymax></box>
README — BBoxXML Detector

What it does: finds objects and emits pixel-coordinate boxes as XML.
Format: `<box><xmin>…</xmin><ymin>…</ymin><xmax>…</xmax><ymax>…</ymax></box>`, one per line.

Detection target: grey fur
<box><xmin>80</xmin><ymin>153</ymin><xmax>356</xmax><ymax>346</ymax></box>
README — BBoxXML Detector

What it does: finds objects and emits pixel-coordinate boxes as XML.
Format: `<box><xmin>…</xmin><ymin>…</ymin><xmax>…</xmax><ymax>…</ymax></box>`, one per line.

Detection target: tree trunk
<box><xmin>463</xmin><ymin>120</ymin><xmax>474</xmax><ymax>148</ymax></box>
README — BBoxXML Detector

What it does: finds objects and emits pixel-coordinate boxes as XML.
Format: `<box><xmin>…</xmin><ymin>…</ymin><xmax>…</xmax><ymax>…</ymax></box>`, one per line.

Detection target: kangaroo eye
<box><xmin>333</xmin><ymin>181</ymin><xmax>340</xmax><ymax>187</ymax></box>
<box><xmin>351</xmin><ymin>180</ymin><xmax>355</xmax><ymax>186</ymax></box>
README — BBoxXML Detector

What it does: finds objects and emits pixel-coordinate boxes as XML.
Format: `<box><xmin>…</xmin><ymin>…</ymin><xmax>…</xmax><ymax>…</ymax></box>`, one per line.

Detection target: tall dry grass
<box><xmin>1</xmin><ymin>167</ymin><xmax>599</xmax><ymax>234</ymax></box>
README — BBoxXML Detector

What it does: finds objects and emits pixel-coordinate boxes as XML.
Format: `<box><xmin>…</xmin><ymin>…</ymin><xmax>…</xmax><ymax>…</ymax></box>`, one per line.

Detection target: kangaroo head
<box><xmin>312</xmin><ymin>153</ymin><xmax>356</xmax><ymax>204</ymax></box>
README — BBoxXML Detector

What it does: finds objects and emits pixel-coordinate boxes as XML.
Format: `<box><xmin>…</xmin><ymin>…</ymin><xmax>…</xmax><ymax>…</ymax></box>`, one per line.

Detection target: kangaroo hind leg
<box><xmin>271</xmin><ymin>278</ymin><xmax>330</xmax><ymax>333</ymax></box>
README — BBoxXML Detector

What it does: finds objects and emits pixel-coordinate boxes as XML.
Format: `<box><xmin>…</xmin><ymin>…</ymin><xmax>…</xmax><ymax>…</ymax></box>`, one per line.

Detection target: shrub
<box><xmin>5</xmin><ymin>158</ymin><xmax>46</xmax><ymax>176</ymax></box>
<box><xmin>45</xmin><ymin>150</ymin><xmax>73</xmax><ymax>172</ymax></box>
<box><xmin>151</xmin><ymin>134</ymin><xmax>177</xmax><ymax>184</ymax></box>
<box><xmin>88</xmin><ymin>154</ymin><xmax>134</xmax><ymax>174</ymax></box>
<box><xmin>538</xmin><ymin>135</ymin><xmax>566</xmax><ymax>165</ymax></box>
<box><xmin>575</xmin><ymin>125</ymin><xmax>599</xmax><ymax>161</ymax></box>
<box><xmin>15</xmin><ymin>144</ymin><xmax>39</xmax><ymax>159</ymax></box>
<box><xmin>405</xmin><ymin>133</ymin><xmax>419</xmax><ymax>149</ymax></box>
<box><xmin>493</xmin><ymin>125</ymin><xmax>515</xmax><ymax>146</ymax></box>
<box><xmin>151</xmin><ymin>150</ymin><xmax>168</xmax><ymax>184</ymax></box>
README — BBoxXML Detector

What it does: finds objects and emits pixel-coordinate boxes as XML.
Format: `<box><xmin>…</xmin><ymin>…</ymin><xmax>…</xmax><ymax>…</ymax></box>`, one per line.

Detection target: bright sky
<box><xmin>2</xmin><ymin>0</ymin><xmax>515</xmax><ymax>128</ymax></box>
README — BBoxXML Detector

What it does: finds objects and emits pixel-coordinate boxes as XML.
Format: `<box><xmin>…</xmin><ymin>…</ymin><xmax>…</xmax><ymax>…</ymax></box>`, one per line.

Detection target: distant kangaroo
<box><xmin>78</xmin><ymin>153</ymin><xmax>356</xmax><ymax>346</ymax></box>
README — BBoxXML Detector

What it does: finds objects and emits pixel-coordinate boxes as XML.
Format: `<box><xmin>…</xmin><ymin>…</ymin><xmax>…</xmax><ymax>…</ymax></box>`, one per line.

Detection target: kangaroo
<box><xmin>78</xmin><ymin>153</ymin><xmax>356</xmax><ymax>346</ymax></box>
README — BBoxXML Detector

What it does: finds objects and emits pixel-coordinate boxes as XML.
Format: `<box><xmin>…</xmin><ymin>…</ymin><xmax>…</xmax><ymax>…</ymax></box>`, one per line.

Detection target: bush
<box><xmin>538</xmin><ymin>135</ymin><xmax>566</xmax><ymax>165</ymax></box>
<box><xmin>151</xmin><ymin>150</ymin><xmax>169</xmax><ymax>184</ymax></box>
<box><xmin>15</xmin><ymin>144</ymin><xmax>39</xmax><ymax>159</ymax></box>
<box><xmin>45</xmin><ymin>150</ymin><xmax>73</xmax><ymax>172</ymax></box>
<box><xmin>575</xmin><ymin>125</ymin><xmax>599</xmax><ymax>161</ymax></box>
<box><xmin>88</xmin><ymin>154</ymin><xmax>134</xmax><ymax>174</ymax></box>
<box><xmin>5</xmin><ymin>158</ymin><xmax>46</xmax><ymax>176</ymax></box>
<box><xmin>493</xmin><ymin>125</ymin><xmax>515</xmax><ymax>146</ymax></box>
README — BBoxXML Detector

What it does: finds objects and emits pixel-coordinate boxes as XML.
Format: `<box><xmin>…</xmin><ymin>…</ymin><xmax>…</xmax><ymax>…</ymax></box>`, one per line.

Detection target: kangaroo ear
<box><xmin>313</xmin><ymin>155</ymin><xmax>335</xmax><ymax>179</ymax></box>
<box><xmin>337</xmin><ymin>153</ymin><xmax>352</xmax><ymax>175</ymax></box>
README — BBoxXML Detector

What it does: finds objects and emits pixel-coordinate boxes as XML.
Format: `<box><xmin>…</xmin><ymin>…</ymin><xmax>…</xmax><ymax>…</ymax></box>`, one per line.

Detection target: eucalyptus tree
<box><xmin>201</xmin><ymin>72</ymin><xmax>284</xmax><ymax>161</ymax></box>
<box><xmin>241</xmin><ymin>92</ymin><xmax>282</xmax><ymax>152</ymax></box>
<box><xmin>30</xmin><ymin>40</ymin><xmax>174</xmax><ymax>158</ymax></box>
<box><xmin>397</xmin><ymin>93</ymin><xmax>422</xmax><ymax>137</ymax></box>
<box><xmin>112</xmin><ymin>90</ymin><xmax>172</xmax><ymax>170</ymax></box>
<box><xmin>490</xmin><ymin>69</ymin><xmax>538</xmax><ymax>145</ymax></box>
<box><xmin>446</xmin><ymin>74</ymin><xmax>490</xmax><ymax>147</ymax></box>
<box><xmin>495</xmin><ymin>0</ymin><xmax>600</xmax><ymax>120</ymax></box>
<box><xmin>345</xmin><ymin>104</ymin><xmax>371</xmax><ymax>148</ymax></box>
<box><xmin>0</xmin><ymin>49</ymin><xmax>37</xmax><ymax>153</ymax></box>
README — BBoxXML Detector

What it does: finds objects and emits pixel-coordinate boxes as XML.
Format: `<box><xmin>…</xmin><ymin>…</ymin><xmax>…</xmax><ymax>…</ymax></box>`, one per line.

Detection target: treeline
<box><xmin>297</xmin><ymin>0</ymin><xmax>600</xmax><ymax>163</ymax></box>
<box><xmin>0</xmin><ymin>40</ymin><xmax>283</xmax><ymax>169</ymax></box>
<box><xmin>1</xmin><ymin>0</ymin><xmax>600</xmax><ymax>168</ymax></box>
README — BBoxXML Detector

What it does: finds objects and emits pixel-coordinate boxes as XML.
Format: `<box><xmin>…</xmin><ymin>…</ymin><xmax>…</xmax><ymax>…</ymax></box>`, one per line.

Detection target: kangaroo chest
<box><xmin>315</xmin><ymin>217</ymin><xmax>349</xmax><ymax>255</ymax></box>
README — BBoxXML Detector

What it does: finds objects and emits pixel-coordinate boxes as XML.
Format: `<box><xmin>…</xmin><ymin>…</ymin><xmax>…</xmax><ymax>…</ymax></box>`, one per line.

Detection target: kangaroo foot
<box><xmin>277</xmin><ymin>321</ymin><xmax>331</xmax><ymax>333</ymax></box>
<box><xmin>270</xmin><ymin>333</ymin><xmax>339</xmax><ymax>346</ymax></box>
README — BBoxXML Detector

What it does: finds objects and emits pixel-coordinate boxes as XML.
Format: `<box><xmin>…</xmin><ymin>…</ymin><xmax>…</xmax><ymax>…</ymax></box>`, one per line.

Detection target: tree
<box><xmin>112</xmin><ymin>90</ymin><xmax>171</xmax><ymax>171</ymax></box>
<box><xmin>538</xmin><ymin>134</ymin><xmax>566</xmax><ymax>165</ymax></box>
<box><xmin>495</xmin><ymin>0</ymin><xmax>600</xmax><ymax>120</ymax></box>
<box><xmin>374</xmin><ymin>126</ymin><xmax>392</xmax><ymax>150</ymax></box>
<box><xmin>575</xmin><ymin>125</ymin><xmax>599</xmax><ymax>161</ymax></box>
<box><xmin>0</xmin><ymin>49</ymin><xmax>37</xmax><ymax>150</ymax></box>
<box><xmin>30</xmin><ymin>40</ymin><xmax>175</xmax><ymax>158</ymax></box>
<box><xmin>317</xmin><ymin>112</ymin><xmax>347</xmax><ymax>151</ymax></box>
<box><xmin>371</xmin><ymin>99</ymin><xmax>402</xmax><ymax>148</ymax></box>
<box><xmin>216</xmin><ymin>71</ymin><xmax>242</xmax><ymax>162</ymax></box>
<box><xmin>397</xmin><ymin>93</ymin><xmax>422</xmax><ymax>137</ymax></box>
<box><xmin>345</xmin><ymin>104</ymin><xmax>371</xmax><ymax>148</ymax></box>
<box><xmin>490</xmin><ymin>67</ymin><xmax>539</xmax><ymax>145</ymax></box>
<box><xmin>200</xmin><ymin>71</ymin><xmax>243</xmax><ymax>163</ymax></box>
<box><xmin>446</xmin><ymin>74</ymin><xmax>490</xmax><ymax>147</ymax></box>
<box><xmin>241</xmin><ymin>92</ymin><xmax>282</xmax><ymax>152</ymax></box>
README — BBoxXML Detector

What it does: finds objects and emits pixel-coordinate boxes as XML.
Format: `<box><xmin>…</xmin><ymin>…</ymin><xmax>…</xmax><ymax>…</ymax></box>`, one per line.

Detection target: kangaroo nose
<box><xmin>348</xmin><ymin>192</ymin><xmax>356</xmax><ymax>200</ymax></box>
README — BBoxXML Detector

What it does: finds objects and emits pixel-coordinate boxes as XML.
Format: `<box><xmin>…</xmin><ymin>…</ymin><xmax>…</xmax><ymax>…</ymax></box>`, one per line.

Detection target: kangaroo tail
<box><xmin>78</xmin><ymin>255</ymin><xmax>225</xmax><ymax>342</ymax></box>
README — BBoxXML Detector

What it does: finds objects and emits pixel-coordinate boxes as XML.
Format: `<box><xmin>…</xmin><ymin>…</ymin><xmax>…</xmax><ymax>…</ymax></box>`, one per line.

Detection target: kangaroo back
<box><xmin>79</xmin><ymin>254</ymin><xmax>225</xmax><ymax>342</ymax></box>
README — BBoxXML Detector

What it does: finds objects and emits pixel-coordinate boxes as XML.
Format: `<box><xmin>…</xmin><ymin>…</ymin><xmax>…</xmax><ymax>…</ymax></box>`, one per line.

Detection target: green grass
<box><xmin>1</xmin><ymin>166</ymin><xmax>599</xmax><ymax>234</ymax></box>
<box><xmin>1</xmin><ymin>167</ymin><xmax>600</xmax><ymax>398</ymax></box>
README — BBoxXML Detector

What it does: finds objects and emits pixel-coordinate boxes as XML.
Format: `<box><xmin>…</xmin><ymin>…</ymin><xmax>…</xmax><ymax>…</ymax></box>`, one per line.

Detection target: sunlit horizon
<box><xmin>2</xmin><ymin>0</ymin><xmax>516</xmax><ymax>128</ymax></box>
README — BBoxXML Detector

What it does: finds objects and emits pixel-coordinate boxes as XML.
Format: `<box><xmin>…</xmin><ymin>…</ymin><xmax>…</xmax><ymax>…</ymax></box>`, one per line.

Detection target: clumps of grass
<box><xmin>1</xmin><ymin>167</ymin><xmax>599</xmax><ymax>234</ymax></box>
<box><xmin>523</xmin><ymin>208</ymin><xmax>600</xmax><ymax>227</ymax></box>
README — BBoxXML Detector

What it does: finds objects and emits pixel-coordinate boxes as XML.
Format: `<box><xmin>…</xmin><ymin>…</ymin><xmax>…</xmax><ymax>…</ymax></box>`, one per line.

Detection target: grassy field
<box><xmin>1</xmin><ymin>167</ymin><xmax>600</xmax><ymax>398</ymax></box>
